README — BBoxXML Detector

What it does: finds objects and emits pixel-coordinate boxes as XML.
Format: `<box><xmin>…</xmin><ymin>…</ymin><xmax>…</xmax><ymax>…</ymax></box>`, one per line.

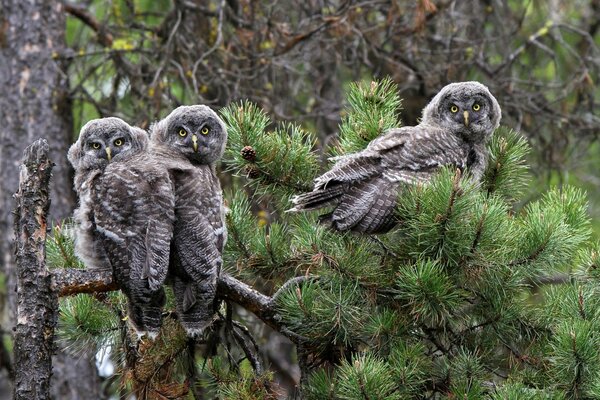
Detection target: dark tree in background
<box><xmin>0</xmin><ymin>1</ymin><xmax>99</xmax><ymax>399</ymax></box>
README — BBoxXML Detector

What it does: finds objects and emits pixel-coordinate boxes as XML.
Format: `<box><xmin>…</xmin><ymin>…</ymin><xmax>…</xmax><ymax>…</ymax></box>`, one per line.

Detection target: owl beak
<box><xmin>192</xmin><ymin>134</ymin><xmax>198</xmax><ymax>152</ymax></box>
<box><xmin>105</xmin><ymin>147</ymin><xmax>112</xmax><ymax>162</ymax></box>
<box><xmin>463</xmin><ymin>111</ymin><xmax>469</xmax><ymax>127</ymax></box>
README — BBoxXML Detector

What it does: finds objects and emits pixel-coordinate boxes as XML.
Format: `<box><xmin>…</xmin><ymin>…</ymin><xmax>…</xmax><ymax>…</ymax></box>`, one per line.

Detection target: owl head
<box><xmin>149</xmin><ymin>105</ymin><xmax>227</xmax><ymax>165</ymax></box>
<box><xmin>68</xmin><ymin>117</ymin><xmax>148</xmax><ymax>172</ymax></box>
<box><xmin>421</xmin><ymin>81</ymin><xmax>501</xmax><ymax>143</ymax></box>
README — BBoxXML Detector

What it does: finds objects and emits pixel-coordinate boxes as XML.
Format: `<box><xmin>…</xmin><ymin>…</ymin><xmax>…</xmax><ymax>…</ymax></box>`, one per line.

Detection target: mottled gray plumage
<box><xmin>68</xmin><ymin>117</ymin><xmax>175</xmax><ymax>337</ymax></box>
<box><xmin>149</xmin><ymin>105</ymin><xmax>227</xmax><ymax>336</ymax></box>
<box><xmin>289</xmin><ymin>81</ymin><xmax>501</xmax><ymax>233</ymax></box>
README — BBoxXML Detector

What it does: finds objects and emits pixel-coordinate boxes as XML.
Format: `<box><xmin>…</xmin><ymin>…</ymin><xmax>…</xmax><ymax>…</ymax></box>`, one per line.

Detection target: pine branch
<box><xmin>435</xmin><ymin>169</ymin><xmax>462</xmax><ymax>254</ymax></box>
<box><xmin>51</xmin><ymin>268</ymin><xmax>304</xmax><ymax>343</ymax></box>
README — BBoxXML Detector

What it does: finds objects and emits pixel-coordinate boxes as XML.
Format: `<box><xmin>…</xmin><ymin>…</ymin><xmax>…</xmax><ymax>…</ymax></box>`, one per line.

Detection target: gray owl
<box><xmin>149</xmin><ymin>105</ymin><xmax>227</xmax><ymax>337</ymax></box>
<box><xmin>68</xmin><ymin>117</ymin><xmax>175</xmax><ymax>338</ymax></box>
<box><xmin>289</xmin><ymin>81</ymin><xmax>501</xmax><ymax>233</ymax></box>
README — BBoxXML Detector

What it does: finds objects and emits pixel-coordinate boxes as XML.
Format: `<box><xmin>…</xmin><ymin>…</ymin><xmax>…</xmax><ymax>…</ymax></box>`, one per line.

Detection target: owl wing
<box><xmin>290</xmin><ymin>125</ymin><xmax>469</xmax><ymax>233</ymax></box>
<box><xmin>380</xmin><ymin>125</ymin><xmax>468</xmax><ymax>184</ymax></box>
<box><xmin>288</xmin><ymin>127</ymin><xmax>414</xmax><ymax>213</ymax></box>
<box><xmin>92</xmin><ymin>163</ymin><xmax>175</xmax><ymax>292</ymax></box>
<box><xmin>170</xmin><ymin>167</ymin><xmax>222</xmax><ymax>313</ymax></box>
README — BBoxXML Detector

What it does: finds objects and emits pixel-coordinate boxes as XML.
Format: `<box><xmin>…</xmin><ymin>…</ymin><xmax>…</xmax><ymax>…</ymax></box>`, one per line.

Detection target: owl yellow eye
<box><xmin>201</xmin><ymin>127</ymin><xmax>210</xmax><ymax>135</ymax></box>
<box><xmin>178</xmin><ymin>129</ymin><xmax>187</xmax><ymax>137</ymax></box>
<box><xmin>113</xmin><ymin>138</ymin><xmax>124</xmax><ymax>146</ymax></box>
<box><xmin>450</xmin><ymin>105</ymin><xmax>459</xmax><ymax>113</ymax></box>
<box><xmin>472</xmin><ymin>103</ymin><xmax>481</xmax><ymax>111</ymax></box>
<box><xmin>92</xmin><ymin>143</ymin><xmax>101</xmax><ymax>149</ymax></box>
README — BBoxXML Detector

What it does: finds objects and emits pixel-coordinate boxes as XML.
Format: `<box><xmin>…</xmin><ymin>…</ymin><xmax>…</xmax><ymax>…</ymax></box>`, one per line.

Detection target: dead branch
<box><xmin>51</xmin><ymin>268</ymin><xmax>303</xmax><ymax>343</ymax></box>
<box><xmin>63</xmin><ymin>2</ymin><xmax>113</xmax><ymax>47</ymax></box>
<box><xmin>13</xmin><ymin>139</ymin><xmax>57</xmax><ymax>400</ymax></box>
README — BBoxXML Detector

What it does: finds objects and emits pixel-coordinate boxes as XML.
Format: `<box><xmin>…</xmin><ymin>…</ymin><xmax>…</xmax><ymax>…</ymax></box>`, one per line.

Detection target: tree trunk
<box><xmin>0</xmin><ymin>2</ymin><xmax>100</xmax><ymax>398</ymax></box>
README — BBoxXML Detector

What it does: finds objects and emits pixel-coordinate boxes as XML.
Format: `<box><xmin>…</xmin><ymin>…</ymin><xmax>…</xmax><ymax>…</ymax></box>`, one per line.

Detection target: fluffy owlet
<box><xmin>68</xmin><ymin>117</ymin><xmax>175</xmax><ymax>337</ymax></box>
<box><xmin>289</xmin><ymin>81</ymin><xmax>501</xmax><ymax>233</ymax></box>
<box><xmin>149</xmin><ymin>105</ymin><xmax>227</xmax><ymax>337</ymax></box>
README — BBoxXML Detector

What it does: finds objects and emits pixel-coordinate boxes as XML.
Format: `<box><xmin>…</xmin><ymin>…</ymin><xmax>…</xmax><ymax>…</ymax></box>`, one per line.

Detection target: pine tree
<box><xmin>49</xmin><ymin>78</ymin><xmax>600</xmax><ymax>399</ymax></box>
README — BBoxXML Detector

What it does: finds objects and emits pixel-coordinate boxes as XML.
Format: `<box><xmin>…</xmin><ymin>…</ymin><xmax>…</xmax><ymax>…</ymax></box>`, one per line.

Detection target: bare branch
<box><xmin>13</xmin><ymin>139</ymin><xmax>57</xmax><ymax>400</ymax></box>
<box><xmin>63</xmin><ymin>3</ymin><xmax>113</xmax><ymax>47</ymax></box>
<box><xmin>51</xmin><ymin>268</ymin><xmax>305</xmax><ymax>343</ymax></box>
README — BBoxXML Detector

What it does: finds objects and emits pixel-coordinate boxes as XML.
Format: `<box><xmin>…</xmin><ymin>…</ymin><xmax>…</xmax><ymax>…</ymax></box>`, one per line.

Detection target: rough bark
<box><xmin>13</xmin><ymin>139</ymin><xmax>56</xmax><ymax>400</ymax></box>
<box><xmin>0</xmin><ymin>2</ymin><xmax>100</xmax><ymax>398</ymax></box>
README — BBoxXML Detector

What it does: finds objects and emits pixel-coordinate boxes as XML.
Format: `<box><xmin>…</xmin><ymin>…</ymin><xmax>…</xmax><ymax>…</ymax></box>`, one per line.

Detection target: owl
<box><xmin>149</xmin><ymin>105</ymin><xmax>227</xmax><ymax>337</ymax></box>
<box><xmin>289</xmin><ymin>81</ymin><xmax>501</xmax><ymax>233</ymax></box>
<box><xmin>68</xmin><ymin>117</ymin><xmax>175</xmax><ymax>338</ymax></box>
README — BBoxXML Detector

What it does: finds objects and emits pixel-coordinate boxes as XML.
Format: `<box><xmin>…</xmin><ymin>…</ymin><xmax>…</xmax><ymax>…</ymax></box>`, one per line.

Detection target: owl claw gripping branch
<box><xmin>289</xmin><ymin>81</ymin><xmax>501</xmax><ymax>234</ymax></box>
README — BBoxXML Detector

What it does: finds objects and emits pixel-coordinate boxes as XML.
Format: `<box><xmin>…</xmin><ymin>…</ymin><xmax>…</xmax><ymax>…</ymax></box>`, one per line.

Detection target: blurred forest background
<box><xmin>2</xmin><ymin>0</ymin><xmax>600</xmax><ymax>398</ymax></box>
<box><xmin>63</xmin><ymin>0</ymin><xmax>600</xmax><ymax>223</ymax></box>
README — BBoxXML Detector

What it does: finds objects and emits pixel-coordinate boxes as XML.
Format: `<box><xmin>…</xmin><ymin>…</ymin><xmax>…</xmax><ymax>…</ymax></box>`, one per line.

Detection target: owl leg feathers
<box><xmin>172</xmin><ymin>275</ymin><xmax>217</xmax><ymax>337</ymax></box>
<box><xmin>122</xmin><ymin>284</ymin><xmax>166</xmax><ymax>339</ymax></box>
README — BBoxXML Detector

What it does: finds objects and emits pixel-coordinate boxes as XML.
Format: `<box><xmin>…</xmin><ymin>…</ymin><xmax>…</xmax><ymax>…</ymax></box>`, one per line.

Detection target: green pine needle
<box><xmin>276</xmin><ymin>278</ymin><xmax>368</xmax><ymax>349</ymax></box>
<box><xmin>336</xmin><ymin>353</ymin><xmax>401</xmax><ymax>400</ymax></box>
<box><xmin>304</xmin><ymin>369</ymin><xmax>338</xmax><ymax>400</ymax></box>
<box><xmin>483</xmin><ymin>127</ymin><xmax>531</xmax><ymax>201</ymax></box>
<box><xmin>388</xmin><ymin>340</ymin><xmax>432</xmax><ymax>396</ymax></box>
<box><xmin>46</xmin><ymin>220</ymin><xmax>84</xmax><ymax>269</ymax></box>
<box><xmin>548</xmin><ymin>320</ymin><xmax>600</xmax><ymax>394</ymax></box>
<box><xmin>57</xmin><ymin>294</ymin><xmax>120</xmax><ymax>354</ymax></box>
<box><xmin>393</xmin><ymin>259</ymin><xmax>465</xmax><ymax>325</ymax></box>
<box><xmin>491</xmin><ymin>382</ymin><xmax>565</xmax><ymax>399</ymax></box>
<box><xmin>221</xmin><ymin>101</ymin><xmax>319</xmax><ymax>199</ymax></box>
<box><xmin>335</xmin><ymin>77</ymin><xmax>402</xmax><ymax>155</ymax></box>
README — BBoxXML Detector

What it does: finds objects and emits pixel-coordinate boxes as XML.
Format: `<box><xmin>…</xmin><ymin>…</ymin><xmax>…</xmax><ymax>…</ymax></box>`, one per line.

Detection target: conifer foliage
<box><xmin>50</xmin><ymin>79</ymin><xmax>600</xmax><ymax>398</ymax></box>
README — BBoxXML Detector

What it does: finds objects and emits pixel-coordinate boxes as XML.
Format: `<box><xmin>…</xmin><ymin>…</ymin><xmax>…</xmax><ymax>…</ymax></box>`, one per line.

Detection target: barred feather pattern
<box><xmin>92</xmin><ymin>156</ymin><xmax>175</xmax><ymax>335</ymax></box>
<box><xmin>72</xmin><ymin>171</ymin><xmax>111</xmax><ymax>272</ymax></box>
<box><xmin>69</xmin><ymin>117</ymin><xmax>175</xmax><ymax>337</ymax></box>
<box><xmin>291</xmin><ymin>125</ymin><xmax>470</xmax><ymax>233</ymax></box>
<box><xmin>289</xmin><ymin>81</ymin><xmax>501</xmax><ymax>233</ymax></box>
<box><xmin>148</xmin><ymin>105</ymin><xmax>227</xmax><ymax>336</ymax></box>
<box><xmin>150</xmin><ymin>122</ymin><xmax>226</xmax><ymax>337</ymax></box>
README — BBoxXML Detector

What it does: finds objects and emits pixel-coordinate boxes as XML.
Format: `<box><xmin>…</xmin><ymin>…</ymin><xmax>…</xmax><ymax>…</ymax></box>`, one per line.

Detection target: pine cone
<box><xmin>245</xmin><ymin>165</ymin><xmax>260</xmax><ymax>179</ymax></box>
<box><xmin>241</xmin><ymin>145</ymin><xmax>257</xmax><ymax>161</ymax></box>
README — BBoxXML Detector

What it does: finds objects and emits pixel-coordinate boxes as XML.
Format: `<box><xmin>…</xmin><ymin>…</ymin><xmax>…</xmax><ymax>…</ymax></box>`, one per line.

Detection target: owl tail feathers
<box><xmin>174</xmin><ymin>280</ymin><xmax>218</xmax><ymax>337</ymax></box>
<box><xmin>125</xmin><ymin>289</ymin><xmax>166</xmax><ymax>340</ymax></box>
<box><xmin>330</xmin><ymin>178</ymin><xmax>400</xmax><ymax>233</ymax></box>
<box><xmin>182</xmin><ymin>285</ymin><xmax>197</xmax><ymax>312</ymax></box>
<box><xmin>179</xmin><ymin>300</ymin><xmax>217</xmax><ymax>337</ymax></box>
<box><xmin>287</xmin><ymin>183</ymin><xmax>346</xmax><ymax>212</ymax></box>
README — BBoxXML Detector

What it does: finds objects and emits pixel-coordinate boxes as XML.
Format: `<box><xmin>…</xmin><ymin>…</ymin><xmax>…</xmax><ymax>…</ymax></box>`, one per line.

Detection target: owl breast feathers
<box><xmin>289</xmin><ymin>81</ymin><xmax>501</xmax><ymax>233</ymax></box>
